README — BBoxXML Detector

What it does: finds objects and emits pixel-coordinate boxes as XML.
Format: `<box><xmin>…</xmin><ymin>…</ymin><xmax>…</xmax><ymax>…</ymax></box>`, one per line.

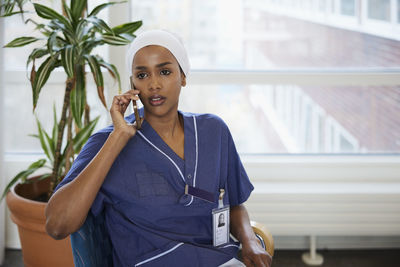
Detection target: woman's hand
<box><xmin>230</xmin><ymin>204</ymin><xmax>272</xmax><ymax>267</ymax></box>
<box><xmin>241</xmin><ymin>238</ymin><xmax>272</xmax><ymax>267</ymax></box>
<box><xmin>110</xmin><ymin>89</ymin><xmax>142</xmax><ymax>138</ymax></box>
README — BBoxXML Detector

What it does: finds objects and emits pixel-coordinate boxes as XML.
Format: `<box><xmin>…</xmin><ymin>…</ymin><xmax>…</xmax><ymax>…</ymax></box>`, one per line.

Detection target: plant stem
<box><xmin>50</xmin><ymin>77</ymin><xmax>74</xmax><ymax>194</ymax></box>
<box><xmin>64</xmin><ymin>106</ymin><xmax>74</xmax><ymax>174</ymax></box>
<box><xmin>84</xmin><ymin>103</ymin><xmax>90</xmax><ymax>126</ymax></box>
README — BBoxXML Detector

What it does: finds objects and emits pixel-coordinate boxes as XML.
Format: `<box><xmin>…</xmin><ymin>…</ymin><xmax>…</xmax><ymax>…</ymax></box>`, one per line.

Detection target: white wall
<box><xmin>0</xmin><ymin>14</ymin><xmax>6</xmax><ymax>264</ymax></box>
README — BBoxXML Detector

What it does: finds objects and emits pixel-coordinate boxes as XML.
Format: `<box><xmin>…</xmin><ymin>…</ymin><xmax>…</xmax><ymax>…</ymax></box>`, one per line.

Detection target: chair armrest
<box><xmin>250</xmin><ymin>221</ymin><xmax>274</xmax><ymax>257</ymax></box>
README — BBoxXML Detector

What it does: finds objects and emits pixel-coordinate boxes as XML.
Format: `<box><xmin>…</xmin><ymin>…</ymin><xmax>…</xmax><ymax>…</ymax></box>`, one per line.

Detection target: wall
<box><xmin>0</xmin><ymin>14</ymin><xmax>6</xmax><ymax>264</ymax></box>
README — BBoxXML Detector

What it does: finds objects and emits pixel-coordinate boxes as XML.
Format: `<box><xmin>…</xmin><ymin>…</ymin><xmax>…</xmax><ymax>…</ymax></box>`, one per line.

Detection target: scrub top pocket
<box><xmin>135</xmin><ymin>172</ymin><xmax>178</xmax><ymax>198</ymax></box>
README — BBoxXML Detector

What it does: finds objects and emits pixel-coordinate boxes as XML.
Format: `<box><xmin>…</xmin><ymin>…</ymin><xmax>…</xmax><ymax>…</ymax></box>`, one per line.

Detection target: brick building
<box><xmin>244</xmin><ymin>8</ymin><xmax>400</xmax><ymax>153</ymax></box>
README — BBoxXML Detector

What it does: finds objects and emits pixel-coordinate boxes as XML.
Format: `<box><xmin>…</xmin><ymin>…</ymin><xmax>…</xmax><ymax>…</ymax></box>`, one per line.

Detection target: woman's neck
<box><xmin>144</xmin><ymin>110</ymin><xmax>183</xmax><ymax>140</ymax></box>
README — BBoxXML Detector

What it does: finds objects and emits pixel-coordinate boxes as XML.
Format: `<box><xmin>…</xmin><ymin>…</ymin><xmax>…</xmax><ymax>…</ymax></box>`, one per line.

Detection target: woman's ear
<box><xmin>181</xmin><ymin>74</ymin><xmax>186</xmax><ymax>87</ymax></box>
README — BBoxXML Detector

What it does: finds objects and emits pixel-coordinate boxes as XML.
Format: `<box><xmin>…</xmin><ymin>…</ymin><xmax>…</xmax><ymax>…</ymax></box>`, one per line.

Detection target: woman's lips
<box><xmin>149</xmin><ymin>95</ymin><xmax>166</xmax><ymax>106</ymax></box>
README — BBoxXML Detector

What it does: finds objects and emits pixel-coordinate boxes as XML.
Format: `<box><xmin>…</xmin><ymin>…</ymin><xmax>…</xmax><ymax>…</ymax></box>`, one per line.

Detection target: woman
<box><xmin>45</xmin><ymin>30</ymin><xmax>271</xmax><ymax>267</ymax></box>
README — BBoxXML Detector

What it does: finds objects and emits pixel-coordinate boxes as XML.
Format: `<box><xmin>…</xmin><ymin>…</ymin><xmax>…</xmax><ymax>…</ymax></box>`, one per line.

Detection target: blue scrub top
<box><xmin>56</xmin><ymin>110</ymin><xmax>254</xmax><ymax>267</ymax></box>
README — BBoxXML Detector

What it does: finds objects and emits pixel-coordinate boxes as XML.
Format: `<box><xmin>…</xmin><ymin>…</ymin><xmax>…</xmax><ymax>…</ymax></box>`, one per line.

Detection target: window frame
<box><xmin>2</xmin><ymin>1</ymin><xmax>400</xmax><ymax>183</ymax></box>
<box><xmin>259</xmin><ymin>0</ymin><xmax>400</xmax><ymax>41</ymax></box>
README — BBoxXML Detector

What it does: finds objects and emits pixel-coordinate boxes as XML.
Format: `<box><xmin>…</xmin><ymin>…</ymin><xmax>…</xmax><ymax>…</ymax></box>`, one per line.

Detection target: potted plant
<box><xmin>1</xmin><ymin>1</ymin><xmax>141</xmax><ymax>266</ymax></box>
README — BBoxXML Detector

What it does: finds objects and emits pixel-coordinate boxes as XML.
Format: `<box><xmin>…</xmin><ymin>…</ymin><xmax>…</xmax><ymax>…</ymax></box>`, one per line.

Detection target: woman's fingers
<box><xmin>242</xmin><ymin>257</ymin><xmax>252</xmax><ymax>267</ymax></box>
<box><xmin>109</xmin><ymin>90</ymin><xmax>143</xmax><ymax>138</ymax></box>
<box><xmin>111</xmin><ymin>90</ymin><xmax>140</xmax><ymax>113</ymax></box>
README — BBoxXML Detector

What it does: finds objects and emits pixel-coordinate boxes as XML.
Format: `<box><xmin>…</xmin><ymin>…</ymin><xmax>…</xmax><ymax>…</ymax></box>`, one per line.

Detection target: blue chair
<box><xmin>71</xmin><ymin>212</ymin><xmax>112</xmax><ymax>267</ymax></box>
<box><xmin>71</xmin><ymin>212</ymin><xmax>274</xmax><ymax>266</ymax></box>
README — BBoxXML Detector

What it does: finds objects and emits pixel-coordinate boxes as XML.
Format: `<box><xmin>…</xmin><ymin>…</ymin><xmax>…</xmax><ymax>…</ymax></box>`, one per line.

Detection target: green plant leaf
<box><xmin>61</xmin><ymin>45</ymin><xmax>76</xmax><ymax>78</ymax></box>
<box><xmin>47</xmin><ymin>31</ymin><xmax>58</xmax><ymax>56</ymax></box>
<box><xmin>70</xmin><ymin>64</ymin><xmax>86</xmax><ymax>128</ymax></box>
<box><xmin>75</xmin><ymin>19</ymin><xmax>89</xmax><ymax>40</ymax></box>
<box><xmin>61</xmin><ymin>0</ymin><xmax>73</xmax><ymax>22</ymax></box>
<box><xmin>101</xmin><ymin>33</ymin><xmax>130</xmax><ymax>45</ymax></box>
<box><xmin>81</xmin><ymin>39</ymin><xmax>101</xmax><ymax>54</ymax></box>
<box><xmin>73</xmin><ymin>116</ymin><xmax>99</xmax><ymax>153</ymax></box>
<box><xmin>1</xmin><ymin>159</ymin><xmax>47</xmax><ymax>200</ymax></box>
<box><xmin>61</xmin><ymin>116</ymin><xmax>99</xmax><ymax>159</ymax></box>
<box><xmin>3</xmin><ymin>36</ymin><xmax>39</xmax><ymax>48</ymax></box>
<box><xmin>27</xmin><ymin>173</ymin><xmax>52</xmax><ymax>183</ymax></box>
<box><xmin>2</xmin><ymin>2</ymin><xmax>15</xmax><ymax>15</ymax></box>
<box><xmin>85</xmin><ymin>55</ymin><xmax>103</xmax><ymax>86</ymax></box>
<box><xmin>71</xmin><ymin>0</ymin><xmax>87</xmax><ymax>21</ymax></box>
<box><xmin>52</xmin><ymin>104</ymin><xmax>58</xmax><ymax>152</ymax></box>
<box><xmin>44</xmin><ymin>130</ymin><xmax>55</xmax><ymax>164</ymax></box>
<box><xmin>26</xmin><ymin>48</ymin><xmax>49</xmax><ymax>69</ymax></box>
<box><xmin>86</xmin><ymin>16</ymin><xmax>113</xmax><ymax>34</ymax></box>
<box><xmin>34</xmin><ymin>3</ymin><xmax>71</xmax><ymax>29</ymax></box>
<box><xmin>35</xmin><ymin>117</ymin><xmax>54</xmax><ymax>163</ymax></box>
<box><xmin>119</xmin><ymin>33</ymin><xmax>135</xmax><ymax>41</ymax></box>
<box><xmin>112</xmin><ymin>20</ymin><xmax>142</xmax><ymax>35</ymax></box>
<box><xmin>98</xmin><ymin>57</ymin><xmax>121</xmax><ymax>93</ymax></box>
<box><xmin>88</xmin><ymin>1</ymin><xmax>125</xmax><ymax>17</ymax></box>
<box><xmin>48</xmin><ymin>19</ymin><xmax>74</xmax><ymax>41</ymax></box>
<box><xmin>85</xmin><ymin>55</ymin><xmax>106</xmax><ymax>108</ymax></box>
<box><xmin>1</xmin><ymin>10</ymin><xmax>24</xmax><ymax>17</ymax></box>
<box><xmin>0</xmin><ymin>0</ymin><xmax>27</xmax><ymax>18</ymax></box>
<box><xmin>25</xmin><ymin>18</ymin><xmax>52</xmax><ymax>36</ymax></box>
<box><xmin>32</xmin><ymin>54</ymin><xmax>59</xmax><ymax>109</ymax></box>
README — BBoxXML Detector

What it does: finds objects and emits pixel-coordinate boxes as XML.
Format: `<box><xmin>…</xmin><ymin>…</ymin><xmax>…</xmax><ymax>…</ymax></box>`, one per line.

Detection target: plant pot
<box><xmin>6</xmin><ymin>176</ymin><xmax>74</xmax><ymax>267</ymax></box>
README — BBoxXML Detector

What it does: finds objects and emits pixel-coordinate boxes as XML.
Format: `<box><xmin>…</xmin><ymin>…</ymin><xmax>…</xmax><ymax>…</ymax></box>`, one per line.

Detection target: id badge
<box><xmin>212</xmin><ymin>206</ymin><xmax>230</xmax><ymax>247</ymax></box>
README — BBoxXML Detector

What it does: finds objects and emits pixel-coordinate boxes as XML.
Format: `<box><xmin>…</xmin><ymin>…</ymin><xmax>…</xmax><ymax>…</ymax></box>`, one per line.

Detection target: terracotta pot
<box><xmin>6</xmin><ymin>176</ymin><xmax>74</xmax><ymax>267</ymax></box>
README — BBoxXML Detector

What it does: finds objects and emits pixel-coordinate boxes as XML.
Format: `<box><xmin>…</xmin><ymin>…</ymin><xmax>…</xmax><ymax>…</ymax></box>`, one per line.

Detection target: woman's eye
<box><xmin>137</xmin><ymin>73</ymin><xmax>147</xmax><ymax>79</ymax></box>
<box><xmin>160</xmin><ymin>69</ymin><xmax>171</xmax><ymax>75</ymax></box>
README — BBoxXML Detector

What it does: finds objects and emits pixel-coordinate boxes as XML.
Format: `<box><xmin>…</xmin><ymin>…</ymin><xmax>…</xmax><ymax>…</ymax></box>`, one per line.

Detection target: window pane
<box><xmin>179</xmin><ymin>84</ymin><xmax>400</xmax><ymax>154</ymax></box>
<box><xmin>368</xmin><ymin>0</ymin><xmax>391</xmax><ymax>21</ymax></box>
<box><xmin>131</xmin><ymin>0</ymin><xmax>400</xmax><ymax>69</ymax></box>
<box><xmin>4</xmin><ymin>81</ymin><xmax>109</xmax><ymax>153</ymax></box>
<box><xmin>318</xmin><ymin>0</ymin><xmax>326</xmax><ymax>12</ymax></box>
<box><xmin>398</xmin><ymin>0</ymin><xmax>400</xmax><ymax>23</ymax></box>
<box><xmin>340</xmin><ymin>0</ymin><xmax>355</xmax><ymax>16</ymax></box>
<box><xmin>3</xmin><ymin>2</ymin><xmax>48</xmax><ymax>71</ymax></box>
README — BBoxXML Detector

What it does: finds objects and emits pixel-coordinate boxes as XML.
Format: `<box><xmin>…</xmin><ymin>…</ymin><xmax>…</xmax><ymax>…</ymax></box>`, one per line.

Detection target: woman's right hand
<box><xmin>110</xmin><ymin>89</ymin><xmax>142</xmax><ymax>138</ymax></box>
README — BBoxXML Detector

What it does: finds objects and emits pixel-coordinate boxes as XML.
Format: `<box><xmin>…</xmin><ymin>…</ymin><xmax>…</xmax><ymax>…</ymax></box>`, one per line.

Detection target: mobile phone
<box><xmin>130</xmin><ymin>76</ymin><xmax>142</xmax><ymax>130</ymax></box>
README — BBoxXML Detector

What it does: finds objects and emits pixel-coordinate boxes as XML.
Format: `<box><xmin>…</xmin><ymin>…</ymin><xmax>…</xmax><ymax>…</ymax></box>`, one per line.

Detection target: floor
<box><xmin>1</xmin><ymin>248</ymin><xmax>399</xmax><ymax>266</ymax></box>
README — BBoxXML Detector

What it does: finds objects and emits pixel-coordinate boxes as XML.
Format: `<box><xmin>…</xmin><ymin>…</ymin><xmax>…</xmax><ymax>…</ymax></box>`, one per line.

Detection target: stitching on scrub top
<box><xmin>193</xmin><ymin>115</ymin><xmax>198</xmax><ymax>187</ymax></box>
<box><xmin>134</xmin><ymin>242</ymin><xmax>184</xmax><ymax>267</ymax></box>
<box><xmin>137</xmin><ymin>131</ymin><xmax>186</xmax><ymax>183</ymax></box>
<box><xmin>184</xmin><ymin>115</ymin><xmax>198</xmax><ymax>206</ymax></box>
<box><xmin>137</xmin><ymin>115</ymin><xmax>199</xmax><ymax>207</ymax></box>
<box><xmin>221</xmin><ymin>244</ymin><xmax>240</xmax><ymax>249</ymax></box>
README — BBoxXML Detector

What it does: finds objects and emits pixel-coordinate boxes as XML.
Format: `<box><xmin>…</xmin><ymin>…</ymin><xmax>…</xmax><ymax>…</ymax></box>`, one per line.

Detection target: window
<box><xmin>2</xmin><ymin>0</ymin><xmax>399</xmax><ymax>155</ymax></box>
<box><xmin>179</xmin><ymin>83</ymin><xmax>400</xmax><ymax>154</ymax></box>
<box><xmin>3</xmin><ymin>0</ymin><xmax>110</xmax><ymax>153</ymax></box>
<box><xmin>398</xmin><ymin>0</ymin><xmax>400</xmax><ymax>23</ymax></box>
<box><xmin>4</xmin><ymin>0</ymin><xmax>109</xmax><ymax>71</ymax></box>
<box><xmin>131</xmin><ymin>0</ymin><xmax>400</xmax><ymax>69</ymax></box>
<box><xmin>368</xmin><ymin>0</ymin><xmax>391</xmax><ymax>21</ymax></box>
<box><xmin>340</xmin><ymin>0</ymin><xmax>356</xmax><ymax>16</ymax></box>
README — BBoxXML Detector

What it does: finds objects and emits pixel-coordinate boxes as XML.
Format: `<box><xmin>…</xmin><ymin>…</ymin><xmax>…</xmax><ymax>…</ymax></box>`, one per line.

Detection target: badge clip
<box><xmin>185</xmin><ymin>184</ymin><xmax>215</xmax><ymax>203</ymax></box>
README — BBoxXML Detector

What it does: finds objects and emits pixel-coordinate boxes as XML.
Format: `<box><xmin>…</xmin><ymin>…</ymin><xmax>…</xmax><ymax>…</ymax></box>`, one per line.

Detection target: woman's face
<box><xmin>219</xmin><ymin>213</ymin><xmax>224</xmax><ymax>223</ymax></box>
<box><xmin>131</xmin><ymin>45</ymin><xmax>186</xmax><ymax>119</ymax></box>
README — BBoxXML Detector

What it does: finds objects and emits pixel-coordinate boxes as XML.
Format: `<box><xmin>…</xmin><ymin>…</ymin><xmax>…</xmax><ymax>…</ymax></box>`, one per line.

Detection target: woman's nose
<box><xmin>148</xmin><ymin>75</ymin><xmax>161</xmax><ymax>91</ymax></box>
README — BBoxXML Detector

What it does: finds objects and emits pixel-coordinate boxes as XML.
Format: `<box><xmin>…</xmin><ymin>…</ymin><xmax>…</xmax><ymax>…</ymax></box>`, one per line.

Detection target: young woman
<box><xmin>45</xmin><ymin>30</ymin><xmax>271</xmax><ymax>267</ymax></box>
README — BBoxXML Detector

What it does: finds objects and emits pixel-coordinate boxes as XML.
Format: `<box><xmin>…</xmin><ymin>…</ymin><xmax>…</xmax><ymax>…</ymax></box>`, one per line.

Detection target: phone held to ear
<box><xmin>130</xmin><ymin>76</ymin><xmax>142</xmax><ymax>130</ymax></box>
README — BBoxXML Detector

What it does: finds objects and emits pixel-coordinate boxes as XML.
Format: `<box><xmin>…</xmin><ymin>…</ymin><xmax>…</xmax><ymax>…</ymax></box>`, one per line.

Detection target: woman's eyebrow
<box><xmin>135</xmin><ymin>61</ymin><xmax>172</xmax><ymax>70</ymax></box>
<box><xmin>156</xmin><ymin>61</ymin><xmax>172</xmax><ymax>68</ymax></box>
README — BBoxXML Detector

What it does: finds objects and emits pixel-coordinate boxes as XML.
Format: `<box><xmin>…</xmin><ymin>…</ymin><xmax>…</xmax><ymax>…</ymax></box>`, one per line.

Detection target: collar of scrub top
<box><xmin>135</xmin><ymin>110</ymin><xmax>215</xmax><ymax>206</ymax></box>
<box><xmin>126</xmin><ymin>29</ymin><xmax>190</xmax><ymax>78</ymax></box>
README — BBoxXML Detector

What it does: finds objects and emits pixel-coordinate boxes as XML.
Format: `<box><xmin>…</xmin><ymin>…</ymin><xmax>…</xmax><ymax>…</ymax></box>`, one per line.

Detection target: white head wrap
<box><xmin>126</xmin><ymin>29</ymin><xmax>190</xmax><ymax>77</ymax></box>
